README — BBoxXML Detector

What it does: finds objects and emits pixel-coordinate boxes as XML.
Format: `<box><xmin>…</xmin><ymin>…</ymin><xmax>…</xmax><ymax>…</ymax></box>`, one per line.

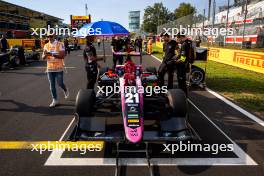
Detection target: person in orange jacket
<box><xmin>147</xmin><ymin>38</ymin><xmax>153</xmax><ymax>54</ymax></box>
<box><xmin>42</xmin><ymin>34</ymin><xmax>69</xmax><ymax>107</ymax></box>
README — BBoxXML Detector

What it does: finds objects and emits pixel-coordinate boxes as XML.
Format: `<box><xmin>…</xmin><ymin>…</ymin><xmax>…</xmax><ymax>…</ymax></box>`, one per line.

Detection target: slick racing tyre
<box><xmin>75</xmin><ymin>89</ymin><xmax>95</xmax><ymax>116</ymax></box>
<box><xmin>161</xmin><ymin>89</ymin><xmax>190</xmax><ymax>136</ymax></box>
<box><xmin>167</xmin><ymin>89</ymin><xmax>187</xmax><ymax>117</ymax></box>
<box><xmin>145</xmin><ymin>66</ymin><xmax>157</xmax><ymax>74</ymax></box>
<box><xmin>190</xmin><ymin>65</ymin><xmax>205</xmax><ymax>85</ymax></box>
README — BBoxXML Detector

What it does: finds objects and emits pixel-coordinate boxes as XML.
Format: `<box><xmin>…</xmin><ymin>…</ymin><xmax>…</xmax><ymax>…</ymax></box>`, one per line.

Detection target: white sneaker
<box><xmin>49</xmin><ymin>99</ymin><xmax>59</xmax><ymax>107</ymax></box>
<box><xmin>64</xmin><ymin>89</ymin><xmax>70</xmax><ymax>99</ymax></box>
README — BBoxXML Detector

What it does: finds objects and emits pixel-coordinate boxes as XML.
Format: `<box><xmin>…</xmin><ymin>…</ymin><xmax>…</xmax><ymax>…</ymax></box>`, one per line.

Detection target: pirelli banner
<box><xmin>208</xmin><ymin>48</ymin><xmax>264</xmax><ymax>74</ymax></box>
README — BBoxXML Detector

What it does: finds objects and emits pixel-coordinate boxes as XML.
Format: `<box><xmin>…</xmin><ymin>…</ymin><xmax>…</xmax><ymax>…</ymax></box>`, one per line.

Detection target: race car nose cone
<box><xmin>125</xmin><ymin>126</ymin><xmax>143</xmax><ymax>143</ymax></box>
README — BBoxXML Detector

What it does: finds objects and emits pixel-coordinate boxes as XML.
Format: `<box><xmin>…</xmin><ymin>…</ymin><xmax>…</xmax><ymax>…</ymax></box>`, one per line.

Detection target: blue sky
<box><xmin>4</xmin><ymin>0</ymin><xmax>229</xmax><ymax>28</ymax></box>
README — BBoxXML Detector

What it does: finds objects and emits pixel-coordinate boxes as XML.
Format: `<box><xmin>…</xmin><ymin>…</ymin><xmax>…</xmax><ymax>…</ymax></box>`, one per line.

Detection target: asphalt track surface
<box><xmin>0</xmin><ymin>42</ymin><xmax>263</xmax><ymax>176</ymax></box>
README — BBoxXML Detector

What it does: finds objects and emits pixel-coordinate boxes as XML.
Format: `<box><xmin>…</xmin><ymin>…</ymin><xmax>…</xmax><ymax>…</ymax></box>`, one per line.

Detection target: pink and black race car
<box><xmin>70</xmin><ymin>52</ymin><xmax>198</xmax><ymax>176</ymax></box>
<box><xmin>71</xmin><ymin>52</ymin><xmax>196</xmax><ymax>144</ymax></box>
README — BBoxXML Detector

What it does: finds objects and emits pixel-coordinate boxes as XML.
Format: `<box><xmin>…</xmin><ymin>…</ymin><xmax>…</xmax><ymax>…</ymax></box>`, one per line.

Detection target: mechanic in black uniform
<box><xmin>158</xmin><ymin>33</ymin><xmax>179</xmax><ymax>89</ymax></box>
<box><xmin>83</xmin><ymin>37</ymin><xmax>98</xmax><ymax>89</ymax></box>
<box><xmin>0</xmin><ymin>35</ymin><xmax>8</xmax><ymax>53</ymax></box>
<box><xmin>175</xmin><ymin>33</ymin><xmax>194</xmax><ymax>95</ymax></box>
<box><xmin>111</xmin><ymin>36</ymin><xmax>124</xmax><ymax>69</ymax></box>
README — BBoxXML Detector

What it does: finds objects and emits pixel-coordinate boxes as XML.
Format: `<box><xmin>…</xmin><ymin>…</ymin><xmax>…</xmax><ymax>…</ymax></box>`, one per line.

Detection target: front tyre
<box><xmin>160</xmin><ymin>88</ymin><xmax>190</xmax><ymax>140</ymax></box>
<box><xmin>191</xmin><ymin>65</ymin><xmax>205</xmax><ymax>85</ymax></box>
<box><xmin>75</xmin><ymin>89</ymin><xmax>95</xmax><ymax>116</ymax></box>
<box><xmin>167</xmin><ymin>89</ymin><xmax>187</xmax><ymax>117</ymax></box>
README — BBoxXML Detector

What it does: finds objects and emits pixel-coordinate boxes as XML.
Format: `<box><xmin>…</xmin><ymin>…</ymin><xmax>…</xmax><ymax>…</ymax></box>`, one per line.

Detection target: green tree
<box><xmin>194</xmin><ymin>14</ymin><xmax>206</xmax><ymax>23</ymax></box>
<box><xmin>174</xmin><ymin>3</ymin><xmax>196</xmax><ymax>19</ymax></box>
<box><xmin>142</xmin><ymin>3</ymin><xmax>172</xmax><ymax>34</ymax></box>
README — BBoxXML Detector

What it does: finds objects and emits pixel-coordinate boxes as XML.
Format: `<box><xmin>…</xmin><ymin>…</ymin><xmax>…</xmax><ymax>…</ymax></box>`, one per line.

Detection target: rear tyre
<box><xmin>75</xmin><ymin>89</ymin><xmax>95</xmax><ymax>116</ymax></box>
<box><xmin>191</xmin><ymin>65</ymin><xmax>205</xmax><ymax>85</ymax></box>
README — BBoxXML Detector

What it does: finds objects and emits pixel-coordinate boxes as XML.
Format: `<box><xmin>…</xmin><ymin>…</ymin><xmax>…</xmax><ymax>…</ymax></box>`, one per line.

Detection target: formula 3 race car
<box><xmin>69</xmin><ymin>52</ymin><xmax>198</xmax><ymax>176</ymax></box>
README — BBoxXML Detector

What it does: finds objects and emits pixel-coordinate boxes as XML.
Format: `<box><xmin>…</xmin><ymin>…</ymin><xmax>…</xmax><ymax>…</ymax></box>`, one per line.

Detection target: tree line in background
<box><xmin>142</xmin><ymin>2</ymin><xmax>203</xmax><ymax>34</ymax></box>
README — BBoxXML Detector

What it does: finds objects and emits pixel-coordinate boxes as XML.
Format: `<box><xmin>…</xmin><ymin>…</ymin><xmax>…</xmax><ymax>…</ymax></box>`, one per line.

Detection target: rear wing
<box><xmin>113</xmin><ymin>51</ymin><xmax>142</xmax><ymax>64</ymax></box>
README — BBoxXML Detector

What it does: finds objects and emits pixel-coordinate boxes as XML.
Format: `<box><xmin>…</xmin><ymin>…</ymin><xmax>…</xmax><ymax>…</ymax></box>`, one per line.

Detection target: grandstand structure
<box><xmin>0</xmin><ymin>0</ymin><xmax>63</xmax><ymax>38</ymax></box>
<box><xmin>212</xmin><ymin>0</ymin><xmax>263</xmax><ymax>25</ymax></box>
<box><xmin>204</xmin><ymin>0</ymin><xmax>264</xmax><ymax>45</ymax></box>
<box><xmin>157</xmin><ymin>0</ymin><xmax>264</xmax><ymax>46</ymax></box>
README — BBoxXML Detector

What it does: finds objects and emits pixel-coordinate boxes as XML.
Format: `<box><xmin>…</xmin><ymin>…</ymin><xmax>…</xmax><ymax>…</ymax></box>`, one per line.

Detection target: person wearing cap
<box><xmin>158</xmin><ymin>33</ymin><xmax>179</xmax><ymax>89</ymax></box>
<box><xmin>42</xmin><ymin>33</ymin><xmax>69</xmax><ymax>107</ymax></box>
<box><xmin>83</xmin><ymin>36</ymin><xmax>98</xmax><ymax>89</ymax></box>
<box><xmin>175</xmin><ymin>33</ymin><xmax>193</xmax><ymax>94</ymax></box>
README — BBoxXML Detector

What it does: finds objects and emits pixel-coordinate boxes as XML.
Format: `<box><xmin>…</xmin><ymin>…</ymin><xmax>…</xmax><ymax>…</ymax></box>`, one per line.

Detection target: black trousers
<box><xmin>138</xmin><ymin>46</ymin><xmax>142</xmax><ymax>52</ymax></box>
<box><xmin>86</xmin><ymin>74</ymin><xmax>97</xmax><ymax>89</ymax></box>
<box><xmin>85</xmin><ymin>64</ymin><xmax>98</xmax><ymax>89</ymax></box>
<box><xmin>158</xmin><ymin>61</ymin><xmax>174</xmax><ymax>89</ymax></box>
<box><xmin>113</xmin><ymin>55</ymin><xmax>123</xmax><ymax>69</ymax></box>
<box><xmin>19</xmin><ymin>55</ymin><xmax>26</xmax><ymax>65</ymax></box>
<box><xmin>175</xmin><ymin>63</ymin><xmax>187</xmax><ymax>94</ymax></box>
<box><xmin>158</xmin><ymin>61</ymin><xmax>187</xmax><ymax>94</ymax></box>
<box><xmin>65</xmin><ymin>47</ymin><xmax>70</xmax><ymax>55</ymax></box>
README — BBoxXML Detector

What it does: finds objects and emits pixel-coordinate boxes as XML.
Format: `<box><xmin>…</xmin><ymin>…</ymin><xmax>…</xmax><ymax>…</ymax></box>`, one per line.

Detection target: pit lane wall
<box><xmin>155</xmin><ymin>41</ymin><xmax>264</xmax><ymax>74</ymax></box>
<box><xmin>7</xmin><ymin>39</ymin><xmax>44</xmax><ymax>50</ymax></box>
<box><xmin>8</xmin><ymin>39</ymin><xmax>36</xmax><ymax>48</ymax></box>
